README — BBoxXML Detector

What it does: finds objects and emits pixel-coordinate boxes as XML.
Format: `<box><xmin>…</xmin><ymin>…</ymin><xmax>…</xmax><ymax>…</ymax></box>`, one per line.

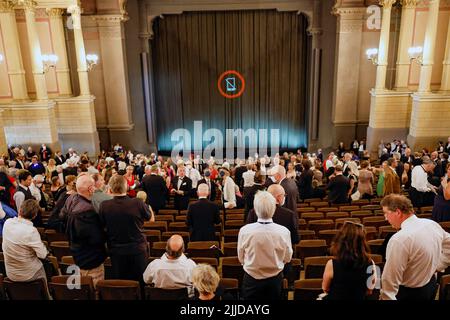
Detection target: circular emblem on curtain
<box><xmin>217</xmin><ymin>70</ymin><xmax>245</xmax><ymax>99</ymax></box>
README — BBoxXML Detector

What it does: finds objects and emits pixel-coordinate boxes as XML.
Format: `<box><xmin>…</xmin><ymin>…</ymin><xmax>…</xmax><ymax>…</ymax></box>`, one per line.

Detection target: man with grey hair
<box><xmin>238</xmin><ymin>191</ymin><xmax>292</xmax><ymax>300</ymax></box>
<box><xmin>186</xmin><ymin>183</ymin><xmax>221</xmax><ymax>241</ymax></box>
<box><xmin>272</xmin><ymin>165</ymin><xmax>298</xmax><ymax>212</ymax></box>
<box><xmin>410</xmin><ymin>156</ymin><xmax>438</xmax><ymax>208</ymax></box>
<box><xmin>65</xmin><ymin>174</ymin><xmax>107</xmax><ymax>287</ymax></box>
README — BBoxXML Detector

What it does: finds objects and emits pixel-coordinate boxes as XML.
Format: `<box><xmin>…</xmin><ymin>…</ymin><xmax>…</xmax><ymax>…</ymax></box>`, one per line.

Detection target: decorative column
<box><xmin>441</xmin><ymin>14</ymin><xmax>450</xmax><ymax>92</ymax></box>
<box><xmin>418</xmin><ymin>0</ymin><xmax>440</xmax><ymax>93</ymax></box>
<box><xmin>93</xmin><ymin>14</ymin><xmax>134</xmax><ymax>137</ymax></box>
<box><xmin>375</xmin><ymin>0</ymin><xmax>396</xmax><ymax>91</ymax></box>
<box><xmin>138</xmin><ymin>0</ymin><xmax>157</xmax><ymax>151</ymax></box>
<box><xmin>22</xmin><ymin>0</ymin><xmax>47</xmax><ymax>100</ymax></box>
<box><xmin>407</xmin><ymin>0</ymin><xmax>449</xmax><ymax>151</ymax></box>
<box><xmin>0</xmin><ymin>0</ymin><xmax>28</xmax><ymax>100</ymax></box>
<box><xmin>394</xmin><ymin>0</ymin><xmax>417</xmax><ymax>90</ymax></box>
<box><xmin>331</xmin><ymin>6</ymin><xmax>366</xmax><ymax>146</ymax></box>
<box><xmin>67</xmin><ymin>4</ymin><xmax>90</xmax><ymax>96</ymax></box>
<box><xmin>307</xmin><ymin>0</ymin><xmax>323</xmax><ymax>148</ymax></box>
<box><xmin>47</xmin><ymin>8</ymin><xmax>72</xmax><ymax>96</ymax></box>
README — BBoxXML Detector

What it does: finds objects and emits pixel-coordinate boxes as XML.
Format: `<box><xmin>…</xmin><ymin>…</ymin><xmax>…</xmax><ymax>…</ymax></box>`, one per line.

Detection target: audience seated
<box><xmin>143</xmin><ymin>235</ymin><xmax>196</xmax><ymax>293</ymax></box>
<box><xmin>2</xmin><ymin>200</ymin><xmax>49</xmax><ymax>285</ymax></box>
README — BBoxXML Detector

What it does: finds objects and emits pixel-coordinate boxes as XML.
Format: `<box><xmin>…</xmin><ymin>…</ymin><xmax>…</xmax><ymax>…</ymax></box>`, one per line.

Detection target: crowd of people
<box><xmin>0</xmin><ymin>137</ymin><xmax>449</xmax><ymax>300</ymax></box>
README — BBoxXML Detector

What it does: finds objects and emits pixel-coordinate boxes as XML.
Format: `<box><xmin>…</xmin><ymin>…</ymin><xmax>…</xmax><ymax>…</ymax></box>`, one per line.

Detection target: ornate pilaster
<box><xmin>394</xmin><ymin>0</ymin><xmax>417</xmax><ymax>90</ymax></box>
<box><xmin>331</xmin><ymin>6</ymin><xmax>366</xmax><ymax>146</ymax></box>
<box><xmin>418</xmin><ymin>0</ymin><xmax>440</xmax><ymax>93</ymax></box>
<box><xmin>0</xmin><ymin>0</ymin><xmax>28</xmax><ymax>100</ymax></box>
<box><xmin>68</xmin><ymin>4</ymin><xmax>90</xmax><ymax>96</ymax></box>
<box><xmin>22</xmin><ymin>0</ymin><xmax>48</xmax><ymax>100</ymax></box>
<box><xmin>374</xmin><ymin>0</ymin><xmax>396</xmax><ymax>91</ymax></box>
<box><xmin>92</xmin><ymin>13</ymin><xmax>134</xmax><ymax>133</ymax></box>
<box><xmin>47</xmin><ymin>8</ymin><xmax>72</xmax><ymax>96</ymax></box>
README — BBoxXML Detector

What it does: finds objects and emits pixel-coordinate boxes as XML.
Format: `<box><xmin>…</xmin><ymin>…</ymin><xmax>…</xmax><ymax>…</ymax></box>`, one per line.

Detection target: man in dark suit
<box><xmin>171</xmin><ymin>166</ymin><xmax>192</xmax><ymax>211</ymax></box>
<box><xmin>141</xmin><ymin>165</ymin><xmax>167</xmax><ymax>214</ymax></box>
<box><xmin>233</xmin><ymin>160</ymin><xmax>247</xmax><ymax>190</ymax></box>
<box><xmin>198</xmin><ymin>169</ymin><xmax>217</xmax><ymax>201</ymax></box>
<box><xmin>327</xmin><ymin>165</ymin><xmax>350</xmax><ymax>205</ymax></box>
<box><xmin>246</xmin><ymin>184</ymin><xmax>299</xmax><ymax>246</ymax></box>
<box><xmin>273</xmin><ymin>165</ymin><xmax>298</xmax><ymax>213</ymax></box>
<box><xmin>54</xmin><ymin>150</ymin><xmax>66</xmax><ymax>166</ymax></box>
<box><xmin>15</xmin><ymin>155</ymin><xmax>26</xmax><ymax>170</ymax></box>
<box><xmin>39</xmin><ymin>144</ymin><xmax>52</xmax><ymax>162</ymax></box>
<box><xmin>186</xmin><ymin>183</ymin><xmax>221</xmax><ymax>241</ymax></box>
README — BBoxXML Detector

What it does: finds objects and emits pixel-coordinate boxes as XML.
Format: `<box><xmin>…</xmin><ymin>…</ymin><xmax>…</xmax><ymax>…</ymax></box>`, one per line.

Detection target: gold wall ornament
<box><xmin>0</xmin><ymin>0</ymin><xmax>15</xmax><ymax>13</ymax></box>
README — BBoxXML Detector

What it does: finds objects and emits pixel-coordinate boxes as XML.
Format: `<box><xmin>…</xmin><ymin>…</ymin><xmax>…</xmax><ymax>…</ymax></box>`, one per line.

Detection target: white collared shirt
<box><xmin>242</xmin><ymin>170</ymin><xmax>255</xmax><ymax>187</ymax></box>
<box><xmin>223</xmin><ymin>176</ymin><xmax>237</xmax><ymax>208</ymax></box>
<box><xmin>381</xmin><ymin>215</ymin><xmax>450</xmax><ymax>300</ymax></box>
<box><xmin>238</xmin><ymin>218</ymin><xmax>293</xmax><ymax>279</ymax></box>
<box><xmin>29</xmin><ymin>183</ymin><xmax>42</xmax><ymax>203</ymax></box>
<box><xmin>143</xmin><ymin>253</ymin><xmax>196</xmax><ymax>290</ymax></box>
<box><xmin>189</xmin><ymin>168</ymin><xmax>201</xmax><ymax>188</ymax></box>
<box><xmin>411</xmin><ymin>165</ymin><xmax>433</xmax><ymax>192</ymax></box>
<box><xmin>1</xmin><ymin>217</ymin><xmax>48</xmax><ymax>281</ymax></box>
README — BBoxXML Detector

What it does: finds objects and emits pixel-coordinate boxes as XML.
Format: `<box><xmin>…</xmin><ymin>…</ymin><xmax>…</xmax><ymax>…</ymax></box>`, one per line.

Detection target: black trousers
<box><xmin>396</xmin><ymin>276</ymin><xmax>438</xmax><ymax>301</ymax></box>
<box><xmin>110</xmin><ymin>251</ymin><xmax>148</xmax><ymax>284</ymax></box>
<box><xmin>409</xmin><ymin>188</ymin><xmax>435</xmax><ymax>208</ymax></box>
<box><xmin>241</xmin><ymin>272</ymin><xmax>283</xmax><ymax>300</ymax></box>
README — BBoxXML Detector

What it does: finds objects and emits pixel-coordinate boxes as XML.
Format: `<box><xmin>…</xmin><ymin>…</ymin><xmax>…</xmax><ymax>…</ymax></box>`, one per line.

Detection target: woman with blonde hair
<box><xmin>322</xmin><ymin>221</ymin><xmax>376</xmax><ymax>300</ymax></box>
<box><xmin>46</xmin><ymin>158</ymin><xmax>57</xmax><ymax>182</ymax></box>
<box><xmin>191</xmin><ymin>264</ymin><xmax>222</xmax><ymax>300</ymax></box>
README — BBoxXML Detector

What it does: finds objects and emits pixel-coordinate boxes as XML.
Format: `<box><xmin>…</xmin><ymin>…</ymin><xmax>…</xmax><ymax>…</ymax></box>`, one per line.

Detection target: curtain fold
<box><xmin>151</xmin><ymin>10</ymin><xmax>309</xmax><ymax>154</ymax></box>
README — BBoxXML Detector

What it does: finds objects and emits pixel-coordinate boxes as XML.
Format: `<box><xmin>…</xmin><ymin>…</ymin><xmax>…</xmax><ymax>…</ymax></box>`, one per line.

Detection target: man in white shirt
<box><xmin>220</xmin><ymin>167</ymin><xmax>238</xmax><ymax>209</ymax></box>
<box><xmin>409</xmin><ymin>157</ymin><xmax>438</xmax><ymax>207</ymax></box>
<box><xmin>242</xmin><ymin>164</ymin><xmax>256</xmax><ymax>188</ymax></box>
<box><xmin>380</xmin><ymin>194</ymin><xmax>450</xmax><ymax>300</ymax></box>
<box><xmin>2</xmin><ymin>199</ymin><xmax>49</xmax><ymax>285</ymax></box>
<box><xmin>238</xmin><ymin>191</ymin><xmax>293</xmax><ymax>300</ymax></box>
<box><xmin>143</xmin><ymin>235</ymin><xmax>196</xmax><ymax>293</ymax></box>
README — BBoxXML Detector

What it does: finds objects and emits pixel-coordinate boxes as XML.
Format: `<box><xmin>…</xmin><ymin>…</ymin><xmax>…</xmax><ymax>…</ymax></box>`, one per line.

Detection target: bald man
<box><xmin>187</xmin><ymin>183</ymin><xmax>221</xmax><ymax>241</ymax></box>
<box><xmin>246</xmin><ymin>184</ymin><xmax>299</xmax><ymax>246</ymax></box>
<box><xmin>64</xmin><ymin>174</ymin><xmax>107</xmax><ymax>287</ymax></box>
<box><xmin>143</xmin><ymin>235</ymin><xmax>196</xmax><ymax>292</ymax></box>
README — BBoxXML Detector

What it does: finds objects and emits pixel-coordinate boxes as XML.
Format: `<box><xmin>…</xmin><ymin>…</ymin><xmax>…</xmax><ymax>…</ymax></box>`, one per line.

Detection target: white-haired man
<box><xmin>272</xmin><ymin>165</ymin><xmax>298</xmax><ymax>213</ymax></box>
<box><xmin>238</xmin><ymin>191</ymin><xmax>292</xmax><ymax>300</ymax></box>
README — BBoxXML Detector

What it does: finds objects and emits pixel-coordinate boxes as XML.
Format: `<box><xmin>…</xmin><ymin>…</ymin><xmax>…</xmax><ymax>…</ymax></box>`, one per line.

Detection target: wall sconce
<box><xmin>366</xmin><ymin>48</ymin><xmax>378</xmax><ymax>65</ymax></box>
<box><xmin>41</xmin><ymin>54</ymin><xmax>58</xmax><ymax>73</ymax></box>
<box><xmin>86</xmin><ymin>54</ymin><xmax>98</xmax><ymax>71</ymax></box>
<box><xmin>408</xmin><ymin>46</ymin><xmax>423</xmax><ymax>65</ymax></box>
<box><xmin>0</xmin><ymin>53</ymin><xmax>4</xmax><ymax>64</ymax></box>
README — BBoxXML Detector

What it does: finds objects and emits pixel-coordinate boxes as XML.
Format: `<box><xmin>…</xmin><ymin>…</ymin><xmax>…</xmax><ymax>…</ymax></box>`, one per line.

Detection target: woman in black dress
<box><xmin>322</xmin><ymin>221</ymin><xmax>377</xmax><ymax>300</ymax></box>
<box><xmin>432</xmin><ymin>163</ymin><xmax>450</xmax><ymax>222</ymax></box>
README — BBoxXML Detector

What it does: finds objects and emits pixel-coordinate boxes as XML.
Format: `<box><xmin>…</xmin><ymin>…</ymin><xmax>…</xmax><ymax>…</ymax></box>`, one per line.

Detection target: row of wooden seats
<box><xmin>0</xmin><ymin>274</ymin><xmax>240</xmax><ymax>300</ymax></box>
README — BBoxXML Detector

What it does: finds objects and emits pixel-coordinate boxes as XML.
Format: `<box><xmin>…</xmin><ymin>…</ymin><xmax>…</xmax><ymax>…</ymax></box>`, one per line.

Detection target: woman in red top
<box><xmin>124</xmin><ymin>165</ymin><xmax>137</xmax><ymax>197</ymax></box>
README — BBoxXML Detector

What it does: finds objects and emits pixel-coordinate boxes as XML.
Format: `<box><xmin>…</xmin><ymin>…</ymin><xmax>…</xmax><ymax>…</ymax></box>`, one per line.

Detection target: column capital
<box><xmin>379</xmin><ymin>0</ymin><xmax>397</xmax><ymax>8</ymax></box>
<box><xmin>15</xmin><ymin>0</ymin><xmax>37</xmax><ymax>11</ymax></box>
<box><xmin>67</xmin><ymin>4</ymin><xmax>81</xmax><ymax>29</ymax></box>
<box><xmin>0</xmin><ymin>0</ymin><xmax>15</xmax><ymax>13</ymax></box>
<box><xmin>46</xmin><ymin>8</ymin><xmax>63</xmax><ymax>18</ymax></box>
<box><xmin>400</xmin><ymin>0</ymin><xmax>418</xmax><ymax>8</ymax></box>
